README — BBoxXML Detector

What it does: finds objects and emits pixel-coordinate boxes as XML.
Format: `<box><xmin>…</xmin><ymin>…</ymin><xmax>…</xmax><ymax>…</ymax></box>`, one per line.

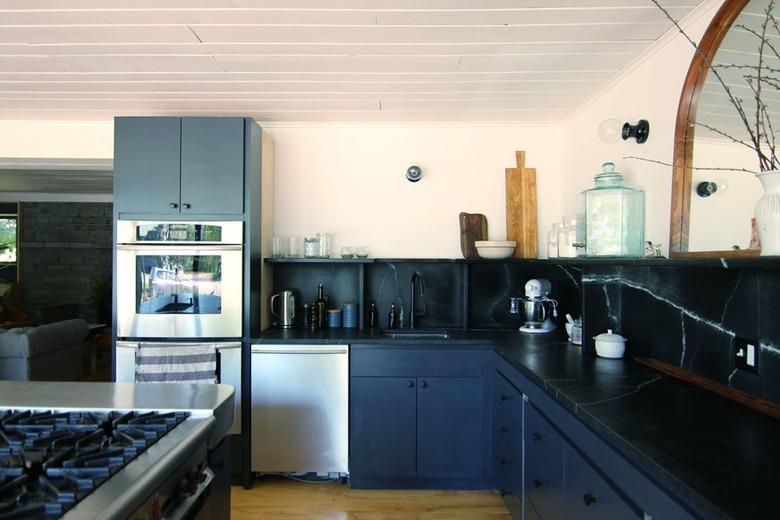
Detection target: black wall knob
<box><xmin>407</xmin><ymin>381</ymin><xmax>414</xmax><ymax>388</ymax></box>
<box><xmin>583</xmin><ymin>494</ymin><xmax>596</xmax><ymax>506</ymax></box>
<box><xmin>421</xmin><ymin>381</ymin><xmax>428</xmax><ymax>388</ymax></box>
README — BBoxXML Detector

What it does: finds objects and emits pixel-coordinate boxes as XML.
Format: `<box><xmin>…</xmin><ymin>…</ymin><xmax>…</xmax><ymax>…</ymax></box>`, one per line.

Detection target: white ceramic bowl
<box><xmin>475</xmin><ymin>240</ymin><xmax>516</xmax><ymax>259</ymax></box>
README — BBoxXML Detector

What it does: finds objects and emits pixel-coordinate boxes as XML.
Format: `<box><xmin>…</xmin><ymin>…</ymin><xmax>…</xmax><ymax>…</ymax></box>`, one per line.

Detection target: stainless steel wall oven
<box><xmin>116</xmin><ymin>220</ymin><xmax>243</xmax><ymax>339</ymax></box>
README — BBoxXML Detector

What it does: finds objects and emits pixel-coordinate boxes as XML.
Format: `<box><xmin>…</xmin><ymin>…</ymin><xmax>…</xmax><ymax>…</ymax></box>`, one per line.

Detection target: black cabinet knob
<box><xmin>182</xmin><ymin>203</ymin><xmax>191</xmax><ymax>209</ymax></box>
<box><xmin>499</xmin><ymin>458</ymin><xmax>508</xmax><ymax>466</ymax></box>
<box><xmin>532</xmin><ymin>432</ymin><xmax>542</xmax><ymax>441</ymax></box>
<box><xmin>499</xmin><ymin>426</ymin><xmax>508</xmax><ymax>434</ymax></box>
<box><xmin>421</xmin><ymin>381</ymin><xmax>428</xmax><ymax>388</ymax></box>
<box><xmin>169</xmin><ymin>202</ymin><xmax>178</xmax><ymax>209</ymax></box>
<box><xmin>407</xmin><ymin>381</ymin><xmax>414</xmax><ymax>388</ymax></box>
<box><xmin>500</xmin><ymin>394</ymin><xmax>509</xmax><ymax>401</ymax></box>
<box><xmin>533</xmin><ymin>479</ymin><xmax>542</xmax><ymax>488</ymax></box>
<box><xmin>583</xmin><ymin>494</ymin><xmax>596</xmax><ymax>506</ymax></box>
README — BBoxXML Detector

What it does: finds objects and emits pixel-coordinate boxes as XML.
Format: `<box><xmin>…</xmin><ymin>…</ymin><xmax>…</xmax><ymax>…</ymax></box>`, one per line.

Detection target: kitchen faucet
<box><xmin>410</xmin><ymin>271</ymin><xmax>425</xmax><ymax>329</ymax></box>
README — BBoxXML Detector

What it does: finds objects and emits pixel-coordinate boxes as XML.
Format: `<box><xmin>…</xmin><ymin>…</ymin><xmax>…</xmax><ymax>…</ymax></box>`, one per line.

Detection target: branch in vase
<box><xmin>650</xmin><ymin>0</ymin><xmax>768</xmax><ymax>168</ymax></box>
<box><xmin>622</xmin><ymin>156</ymin><xmax>759</xmax><ymax>174</ymax></box>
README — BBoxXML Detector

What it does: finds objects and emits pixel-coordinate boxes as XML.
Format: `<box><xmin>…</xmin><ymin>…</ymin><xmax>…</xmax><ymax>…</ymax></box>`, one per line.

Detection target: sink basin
<box><xmin>380</xmin><ymin>329</ymin><xmax>450</xmax><ymax>339</ymax></box>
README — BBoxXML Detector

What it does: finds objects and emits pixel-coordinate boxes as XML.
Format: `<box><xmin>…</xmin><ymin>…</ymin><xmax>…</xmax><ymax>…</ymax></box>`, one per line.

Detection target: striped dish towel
<box><xmin>136</xmin><ymin>344</ymin><xmax>217</xmax><ymax>384</ymax></box>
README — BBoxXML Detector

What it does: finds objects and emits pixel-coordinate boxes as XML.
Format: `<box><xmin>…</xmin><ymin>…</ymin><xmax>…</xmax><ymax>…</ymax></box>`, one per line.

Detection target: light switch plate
<box><xmin>734</xmin><ymin>337</ymin><xmax>760</xmax><ymax>374</ymax></box>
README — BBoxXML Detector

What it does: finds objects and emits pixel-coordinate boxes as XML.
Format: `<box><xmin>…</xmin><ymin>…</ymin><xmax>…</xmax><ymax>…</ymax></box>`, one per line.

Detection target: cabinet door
<box><xmin>180</xmin><ymin>117</ymin><xmax>245</xmax><ymax>214</ymax></box>
<box><xmin>525</xmin><ymin>404</ymin><xmax>565</xmax><ymax>519</ymax></box>
<box><xmin>417</xmin><ymin>377</ymin><xmax>484</xmax><ymax>478</ymax></box>
<box><xmin>350</xmin><ymin>377</ymin><xmax>417</xmax><ymax>478</ymax></box>
<box><xmin>564</xmin><ymin>444</ymin><xmax>640</xmax><ymax>520</ymax></box>
<box><xmin>114</xmin><ymin>117</ymin><xmax>181</xmax><ymax>214</ymax></box>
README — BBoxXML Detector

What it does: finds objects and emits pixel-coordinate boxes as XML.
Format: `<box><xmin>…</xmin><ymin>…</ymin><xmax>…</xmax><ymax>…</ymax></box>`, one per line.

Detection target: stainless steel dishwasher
<box><xmin>250</xmin><ymin>343</ymin><xmax>348</xmax><ymax>474</ymax></box>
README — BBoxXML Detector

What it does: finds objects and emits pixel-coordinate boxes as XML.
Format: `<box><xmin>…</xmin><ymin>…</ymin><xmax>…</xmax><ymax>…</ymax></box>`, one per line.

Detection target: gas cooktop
<box><xmin>0</xmin><ymin>409</ymin><xmax>189</xmax><ymax>520</ymax></box>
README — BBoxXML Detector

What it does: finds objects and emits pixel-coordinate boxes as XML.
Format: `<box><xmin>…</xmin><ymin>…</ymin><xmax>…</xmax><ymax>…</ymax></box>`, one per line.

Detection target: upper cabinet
<box><xmin>114</xmin><ymin>117</ymin><xmax>245</xmax><ymax>216</ymax></box>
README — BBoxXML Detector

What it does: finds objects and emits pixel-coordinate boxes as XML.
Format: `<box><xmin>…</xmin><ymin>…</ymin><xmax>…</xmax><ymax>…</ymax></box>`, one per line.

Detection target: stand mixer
<box><xmin>510</xmin><ymin>278</ymin><xmax>558</xmax><ymax>334</ymax></box>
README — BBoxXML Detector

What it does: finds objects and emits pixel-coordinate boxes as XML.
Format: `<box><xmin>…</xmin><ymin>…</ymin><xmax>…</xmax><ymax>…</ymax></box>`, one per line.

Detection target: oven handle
<box><xmin>162</xmin><ymin>467</ymin><xmax>215</xmax><ymax>520</ymax></box>
<box><xmin>116</xmin><ymin>244</ymin><xmax>242</xmax><ymax>252</ymax></box>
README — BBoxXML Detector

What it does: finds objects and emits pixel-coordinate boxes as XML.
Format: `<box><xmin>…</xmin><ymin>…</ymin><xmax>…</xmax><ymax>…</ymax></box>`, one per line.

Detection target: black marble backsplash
<box><xmin>583</xmin><ymin>265</ymin><xmax>780</xmax><ymax>405</ymax></box>
<box><xmin>270</xmin><ymin>257</ymin><xmax>780</xmax><ymax>406</ymax></box>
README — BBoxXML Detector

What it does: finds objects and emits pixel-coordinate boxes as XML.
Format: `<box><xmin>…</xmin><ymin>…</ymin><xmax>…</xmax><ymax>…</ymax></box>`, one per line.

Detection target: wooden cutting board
<box><xmin>506</xmin><ymin>151</ymin><xmax>538</xmax><ymax>258</ymax></box>
<box><xmin>459</xmin><ymin>212</ymin><xmax>488</xmax><ymax>258</ymax></box>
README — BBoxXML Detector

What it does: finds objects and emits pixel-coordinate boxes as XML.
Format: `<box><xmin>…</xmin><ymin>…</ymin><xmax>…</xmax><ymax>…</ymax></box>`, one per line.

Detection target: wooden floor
<box><xmin>231</xmin><ymin>477</ymin><xmax>511</xmax><ymax>519</ymax></box>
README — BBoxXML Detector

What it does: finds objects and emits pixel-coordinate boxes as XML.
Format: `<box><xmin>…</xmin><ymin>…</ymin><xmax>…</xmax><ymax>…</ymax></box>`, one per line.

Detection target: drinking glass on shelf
<box><xmin>287</xmin><ymin>236</ymin><xmax>303</xmax><ymax>258</ymax></box>
<box><xmin>318</xmin><ymin>233</ymin><xmax>332</xmax><ymax>258</ymax></box>
<box><xmin>340</xmin><ymin>246</ymin><xmax>354</xmax><ymax>259</ymax></box>
<box><xmin>272</xmin><ymin>236</ymin><xmax>286</xmax><ymax>258</ymax></box>
<box><xmin>304</xmin><ymin>236</ymin><xmax>320</xmax><ymax>258</ymax></box>
<box><xmin>355</xmin><ymin>246</ymin><xmax>369</xmax><ymax>258</ymax></box>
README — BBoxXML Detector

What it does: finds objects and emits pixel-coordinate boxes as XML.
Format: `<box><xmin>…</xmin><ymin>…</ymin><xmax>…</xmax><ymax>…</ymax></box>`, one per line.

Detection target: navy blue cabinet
<box><xmin>417</xmin><ymin>377</ymin><xmax>483</xmax><ymax>478</ymax></box>
<box><xmin>350</xmin><ymin>377</ymin><xmax>417</xmax><ymax>478</ymax></box>
<box><xmin>350</xmin><ymin>346</ymin><xmax>488</xmax><ymax>488</ymax></box>
<box><xmin>114</xmin><ymin>116</ymin><xmax>246</xmax><ymax>216</ymax></box>
<box><xmin>492</xmin><ymin>355</ymin><xmax>695</xmax><ymax>520</ymax></box>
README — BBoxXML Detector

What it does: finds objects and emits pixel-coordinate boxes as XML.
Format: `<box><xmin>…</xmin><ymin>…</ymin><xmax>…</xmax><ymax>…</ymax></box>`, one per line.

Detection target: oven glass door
<box><xmin>117</xmin><ymin>245</ymin><xmax>242</xmax><ymax>338</ymax></box>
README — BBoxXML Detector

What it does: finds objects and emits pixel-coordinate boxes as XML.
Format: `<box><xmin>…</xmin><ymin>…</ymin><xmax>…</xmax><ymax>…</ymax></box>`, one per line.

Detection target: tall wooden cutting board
<box><xmin>506</xmin><ymin>151</ymin><xmax>538</xmax><ymax>258</ymax></box>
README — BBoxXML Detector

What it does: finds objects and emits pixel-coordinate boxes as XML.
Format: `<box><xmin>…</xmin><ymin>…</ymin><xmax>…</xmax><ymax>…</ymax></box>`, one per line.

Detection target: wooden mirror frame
<box><xmin>669</xmin><ymin>0</ymin><xmax>758</xmax><ymax>258</ymax></box>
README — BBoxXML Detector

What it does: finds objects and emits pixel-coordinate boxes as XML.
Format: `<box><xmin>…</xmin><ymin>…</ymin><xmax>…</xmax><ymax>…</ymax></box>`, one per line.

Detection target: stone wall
<box><xmin>19</xmin><ymin>202</ymin><xmax>112</xmax><ymax>323</ymax></box>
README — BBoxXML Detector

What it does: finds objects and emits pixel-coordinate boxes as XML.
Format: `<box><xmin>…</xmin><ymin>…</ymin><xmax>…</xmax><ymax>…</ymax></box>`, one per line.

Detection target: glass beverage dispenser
<box><xmin>576</xmin><ymin>162</ymin><xmax>644</xmax><ymax>257</ymax></box>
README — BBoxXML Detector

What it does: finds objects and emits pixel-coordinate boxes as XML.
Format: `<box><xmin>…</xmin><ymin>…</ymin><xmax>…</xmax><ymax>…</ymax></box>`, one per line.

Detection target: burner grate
<box><xmin>0</xmin><ymin>409</ymin><xmax>188</xmax><ymax>520</ymax></box>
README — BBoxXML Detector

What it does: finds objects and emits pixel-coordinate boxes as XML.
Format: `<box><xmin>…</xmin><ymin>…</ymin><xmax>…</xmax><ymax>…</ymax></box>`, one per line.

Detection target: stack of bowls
<box><xmin>343</xmin><ymin>302</ymin><xmax>359</xmax><ymax>329</ymax></box>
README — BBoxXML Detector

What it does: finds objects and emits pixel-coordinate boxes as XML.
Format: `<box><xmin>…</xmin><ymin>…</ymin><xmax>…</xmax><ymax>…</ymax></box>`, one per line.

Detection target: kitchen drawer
<box><xmin>524</xmin><ymin>404</ymin><xmax>565</xmax><ymax>519</ymax></box>
<box><xmin>494</xmin><ymin>431</ymin><xmax>522</xmax><ymax>495</ymax></box>
<box><xmin>564</xmin><ymin>444</ymin><xmax>641</xmax><ymax>520</ymax></box>
<box><xmin>494</xmin><ymin>370</ymin><xmax>524</xmax><ymax>427</ymax></box>
<box><xmin>351</xmin><ymin>348</ymin><xmax>483</xmax><ymax>377</ymax></box>
<box><xmin>494</xmin><ymin>404</ymin><xmax>523</xmax><ymax>458</ymax></box>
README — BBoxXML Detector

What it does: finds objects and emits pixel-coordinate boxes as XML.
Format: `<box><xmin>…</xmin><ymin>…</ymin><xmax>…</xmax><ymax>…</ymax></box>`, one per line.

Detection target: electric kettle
<box><xmin>270</xmin><ymin>290</ymin><xmax>296</xmax><ymax>328</ymax></box>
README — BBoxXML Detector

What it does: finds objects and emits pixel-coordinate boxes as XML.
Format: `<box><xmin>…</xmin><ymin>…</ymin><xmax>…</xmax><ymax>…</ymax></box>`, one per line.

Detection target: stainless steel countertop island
<box><xmin>0</xmin><ymin>380</ymin><xmax>235</xmax><ymax>445</ymax></box>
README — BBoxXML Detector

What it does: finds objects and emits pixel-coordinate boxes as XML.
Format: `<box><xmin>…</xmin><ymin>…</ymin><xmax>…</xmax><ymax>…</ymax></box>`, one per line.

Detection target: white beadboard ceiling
<box><xmin>0</xmin><ymin>0</ymin><xmax>705</xmax><ymax>123</ymax></box>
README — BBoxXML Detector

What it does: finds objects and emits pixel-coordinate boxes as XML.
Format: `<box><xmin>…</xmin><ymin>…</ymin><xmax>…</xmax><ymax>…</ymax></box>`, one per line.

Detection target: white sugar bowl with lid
<box><xmin>594</xmin><ymin>329</ymin><xmax>627</xmax><ymax>358</ymax></box>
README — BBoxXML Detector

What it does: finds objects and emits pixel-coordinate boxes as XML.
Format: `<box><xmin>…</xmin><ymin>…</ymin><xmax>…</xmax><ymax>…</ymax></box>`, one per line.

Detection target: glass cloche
<box><xmin>576</xmin><ymin>162</ymin><xmax>645</xmax><ymax>257</ymax></box>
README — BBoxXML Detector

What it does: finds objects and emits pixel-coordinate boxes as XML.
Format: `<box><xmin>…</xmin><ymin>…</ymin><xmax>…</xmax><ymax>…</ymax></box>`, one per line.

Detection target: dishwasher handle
<box><xmin>251</xmin><ymin>345</ymin><xmax>348</xmax><ymax>355</ymax></box>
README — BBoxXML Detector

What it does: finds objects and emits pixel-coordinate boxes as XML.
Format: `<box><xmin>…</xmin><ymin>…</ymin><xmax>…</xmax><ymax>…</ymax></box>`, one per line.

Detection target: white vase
<box><xmin>755</xmin><ymin>169</ymin><xmax>780</xmax><ymax>256</ymax></box>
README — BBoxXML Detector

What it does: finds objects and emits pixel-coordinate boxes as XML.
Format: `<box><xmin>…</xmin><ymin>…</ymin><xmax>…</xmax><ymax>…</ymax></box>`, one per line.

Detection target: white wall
<box><xmin>560</xmin><ymin>0</ymin><xmax>723</xmax><ymax>255</ymax></box>
<box><xmin>270</xmin><ymin>124</ymin><xmax>563</xmax><ymax>258</ymax></box>
<box><xmin>0</xmin><ymin>120</ymin><xmax>113</xmax><ymax>158</ymax></box>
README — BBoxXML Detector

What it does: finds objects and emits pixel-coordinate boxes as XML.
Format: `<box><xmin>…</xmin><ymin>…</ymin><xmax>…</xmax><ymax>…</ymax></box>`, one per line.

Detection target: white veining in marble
<box><xmin>582</xmin><ymin>275</ymin><xmax>737</xmax><ymax>340</ymax></box>
<box><xmin>680</xmin><ymin>312</ymin><xmax>687</xmax><ymax>367</ymax></box>
<box><xmin>579</xmin><ymin>375</ymin><xmax>664</xmax><ymax>407</ymax></box>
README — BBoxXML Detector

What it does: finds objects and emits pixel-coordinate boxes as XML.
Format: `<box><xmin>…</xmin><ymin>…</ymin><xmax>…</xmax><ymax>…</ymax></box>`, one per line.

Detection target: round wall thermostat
<box><xmin>406</xmin><ymin>165</ymin><xmax>422</xmax><ymax>182</ymax></box>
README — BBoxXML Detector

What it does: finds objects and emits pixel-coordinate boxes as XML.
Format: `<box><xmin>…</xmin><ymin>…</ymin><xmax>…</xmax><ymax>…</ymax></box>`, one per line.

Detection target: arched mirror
<box><xmin>670</xmin><ymin>0</ymin><xmax>777</xmax><ymax>257</ymax></box>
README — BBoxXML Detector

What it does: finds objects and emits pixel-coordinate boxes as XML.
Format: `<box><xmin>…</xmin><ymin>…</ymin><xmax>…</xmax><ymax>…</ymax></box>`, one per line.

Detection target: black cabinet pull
<box><xmin>533</xmin><ymin>479</ymin><xmax>542</xmax><ymax>488</ymax></box>
<box><xmin>169</xmin><ymin>202</ymin><xmax>178</xmax><ymax>209</ymax></box>
<box><xmin>532</xmin><ymin>432</ymin><xmax>542</xmax><ymax>441</ymax></box>
<box><xmin>500</xmin><ymin>394</ymin><xmax>510</xmax><ymax>401</ymax></box>
<box><xmin>421</xmin><ymin>381</ymin><xmax>428</xmax><ymax>388</ymax></box>
<box><xmin>499</xmin><ymin>426</ymin><xmax>508</xmax><ymax>434</ymax></box>
<box><xmin>499</xmin><ymin>458</ymin><xmax>508</xmax><ymax>466</ymax></box>
<box><xmin>583</xmin><ymin>494</ymin><xmax>596</xmax><ymax>506</ymax></box>
<box><xmin>407</xmin><ymin>381</ymin><xmax>414</xmax><ymax>388</ymax></box>
<box><xmin>182</xmin><ymin>203</ymin><xmax>191</xmax><ymax>209</ymax></box>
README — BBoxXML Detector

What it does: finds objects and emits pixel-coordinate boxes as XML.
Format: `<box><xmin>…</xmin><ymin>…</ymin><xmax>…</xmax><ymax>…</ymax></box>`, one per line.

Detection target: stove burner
<box><xmin>0</xmin><ymin>409</ymin><xmax>188</xmax><ymax>519</ymax></box>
